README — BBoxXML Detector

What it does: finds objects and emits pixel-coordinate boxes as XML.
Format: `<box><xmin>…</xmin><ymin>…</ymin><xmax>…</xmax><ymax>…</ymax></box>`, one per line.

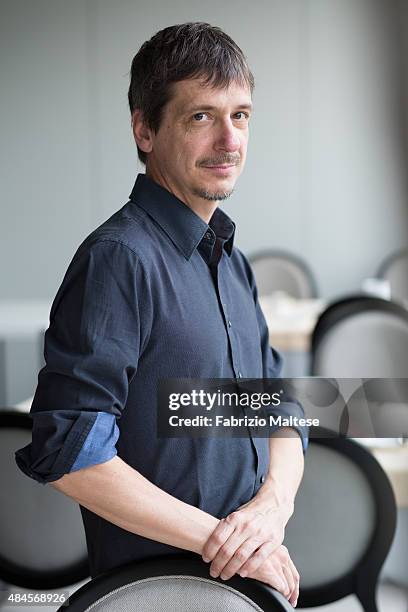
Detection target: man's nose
<box><xmin>215</xmin><ymin>120</ymin><xmax>241</xmax><ymax>152</ymax></box>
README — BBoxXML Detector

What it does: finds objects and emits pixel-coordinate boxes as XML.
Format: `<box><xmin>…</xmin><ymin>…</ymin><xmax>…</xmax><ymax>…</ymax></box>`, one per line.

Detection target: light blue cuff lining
<box><xmin>70</xmin><ymin>412</ymin><xmax>120</xmax><ymax>472</ymax></box>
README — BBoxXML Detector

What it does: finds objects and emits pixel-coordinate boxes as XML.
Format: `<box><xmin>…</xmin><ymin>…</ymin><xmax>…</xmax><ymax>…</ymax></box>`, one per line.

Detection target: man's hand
<box><xmin>248</xmin><ymin>545</ymin><xmax>300</xmax><ymax>608</ymax></box>
<box><xmin>201</xmin><ymin>491</ymin><xmax>293</xmax><ymax>581</ymax></box>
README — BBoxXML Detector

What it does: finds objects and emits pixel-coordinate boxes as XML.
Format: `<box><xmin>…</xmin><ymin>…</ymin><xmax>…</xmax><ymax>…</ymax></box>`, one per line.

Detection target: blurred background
<box><xmin>1</xmin><ymin>0</ymin><xmax>408</xmax><ymax>301</ymax></box>
<box><xmin>0</xmin><ymin>1</ymin><xmax>407</xmax><ymax>611</ymax></box>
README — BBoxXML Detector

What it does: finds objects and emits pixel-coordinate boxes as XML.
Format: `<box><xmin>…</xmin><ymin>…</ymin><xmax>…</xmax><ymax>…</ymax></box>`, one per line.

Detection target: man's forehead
<box><xmin>170</xmin><ymin>78</ymin><xmax>252</xmax><ymax>112</ymax></box>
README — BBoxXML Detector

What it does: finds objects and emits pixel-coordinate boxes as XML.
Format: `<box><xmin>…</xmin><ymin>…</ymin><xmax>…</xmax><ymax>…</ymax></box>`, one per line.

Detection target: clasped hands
<box><xmin>201</xmin><ymin>493</ymin><xmax>299</xmax><ymax>608</ymax></box>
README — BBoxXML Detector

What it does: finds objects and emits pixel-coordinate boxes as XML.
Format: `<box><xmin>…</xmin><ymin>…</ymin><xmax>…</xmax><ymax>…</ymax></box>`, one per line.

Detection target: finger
<box><xmin>282</xmin><ymin>564</ymin><xmax>295</xmax><ymax>601</ymax></box>
<box><xmin>273</xmin><ymin>568</ymin><xmax>289</xmax><ymax>598</ymax></box>
<box><xmin>218</xmin><ymin>537</ymin><xmax>261</xmax><ymax>581</ymax></box>
<box><xmin>252</xmin><ymin>559</ymin><xmax>289</xmax><ymax>596</ymax></box>
<box><xmin>287</xmin><ymin>556</ymin><xmax>300</xmax><ymax>607</ymax></box>
<box><xmin>209</xmin><ymin>528</ymin><xmax>249</xmax><ymax>578</ymax></box>
<box><xmin>238</xmin><ymin>540</ymin><xmax>280</xmax><ymax>577</ymax></box>
<box><xmin>202</xmin><ymin>518</ymin><xmax>235</xmax><ymax>563</ymax></box>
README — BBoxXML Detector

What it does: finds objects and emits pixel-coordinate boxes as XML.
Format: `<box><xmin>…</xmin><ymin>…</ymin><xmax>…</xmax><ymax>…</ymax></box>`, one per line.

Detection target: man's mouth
<box><xmin>203</xmin><ymin>163</ymin><xmax>236</xmax><ymax>168</ymax></box>
<box><xmin>201</xmin><ymin>164</ymin><xmax>236</xmax><ymax>175</ymax></box>
<box><xmin>199</xmin><ymin>158</ymin><xmax>240</xmax><ymax>176</ymax></box>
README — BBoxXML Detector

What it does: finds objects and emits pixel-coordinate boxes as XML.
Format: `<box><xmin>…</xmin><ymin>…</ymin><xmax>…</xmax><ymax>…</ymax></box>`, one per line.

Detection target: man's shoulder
<box><xmin>75</xmin><ymin>201</ymin><xmax>157</xmax><ymax>264</ymax></box>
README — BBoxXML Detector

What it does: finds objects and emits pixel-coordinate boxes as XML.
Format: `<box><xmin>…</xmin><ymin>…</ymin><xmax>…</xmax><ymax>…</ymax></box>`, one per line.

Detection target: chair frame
<box><xmin>377</xmin><ymin>248</ymin><xmax>408</xmax><ymax>280</ymax></box>
<box><xmin>60</xmin><ymin>553</ymin><xmax>294</xmax><ymax>611</ymax></box>
<box><xmin>296</xmin><ymin>428</ymin><xmax>397</xmax><ymax>611</ymax></box>
<box><xmin>311</xmin><ymin>294</ymin><xmax>408</xmax><ymax>375</ymax></box>
<box><xmin>248</xmin><ymin>249</ymin><xmax>319</xmax><ymax>298</ymax></box>
<box><xmin>0</xmin><ymin>410</ymin><xmax>89</xmax><ymax>589</ymax></box>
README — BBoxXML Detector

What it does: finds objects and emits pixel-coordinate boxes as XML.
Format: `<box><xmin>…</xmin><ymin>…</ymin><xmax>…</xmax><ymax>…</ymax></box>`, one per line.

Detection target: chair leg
<box><xmin>355</xmin><ymin>587</ymin><xmax>379</xmax><ymax>612</ymax></box>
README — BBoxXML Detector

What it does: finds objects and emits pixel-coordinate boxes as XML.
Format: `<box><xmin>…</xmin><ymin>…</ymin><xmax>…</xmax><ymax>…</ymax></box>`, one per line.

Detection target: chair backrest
<box><xmin>284</xmin><ymin>429</ymin><xmax>396</xmax><ymax>609</ymax></box>
<box><xmin>0</xmin><ymin>410</ymin><xmax>89</xmax><ymax>589</ymax></box>
<box><xmin>311</xmin><ymin>295</ymin><xmax>408</xmax><ymax>377</ymax></box>
<box><xmin>60</xmin><ymin>554</ymin><xmax>294</xmax><ymax>612</ymax></box>
<box><xmin>249</xmin><ymin>250</ymin><xmax>317</xmax><ymax>299</ymax></box>
<box><xmin>377</xmin><ymin>249</ymin><xmax>408</xmax><ymax>304</ymax></box>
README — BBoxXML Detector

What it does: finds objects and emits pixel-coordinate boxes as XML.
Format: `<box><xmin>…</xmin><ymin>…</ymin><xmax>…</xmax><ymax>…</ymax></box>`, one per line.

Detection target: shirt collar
<box><xmin>129</xmin><ymin>174</ymin><xmax>235</xmax><ymax>261</ymax></box>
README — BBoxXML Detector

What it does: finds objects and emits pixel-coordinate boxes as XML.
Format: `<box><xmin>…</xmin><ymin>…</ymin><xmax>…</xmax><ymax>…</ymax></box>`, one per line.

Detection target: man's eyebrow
<box><xmin>182</xmin><ymin>103</ymin><xmax>253</xmax><ymax>114</ymax></box>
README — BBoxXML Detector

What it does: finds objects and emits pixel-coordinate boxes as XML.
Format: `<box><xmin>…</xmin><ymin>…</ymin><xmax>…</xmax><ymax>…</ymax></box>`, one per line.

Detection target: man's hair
<box><xmin>128</xmin><ymin>22</ymin><xmax>255</xmax><ymax>164</ymax></box>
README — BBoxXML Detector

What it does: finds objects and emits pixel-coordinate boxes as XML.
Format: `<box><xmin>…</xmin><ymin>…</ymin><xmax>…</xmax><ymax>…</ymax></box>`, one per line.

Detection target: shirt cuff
<box><xmin>265</xmin><ymin>402</ymin><xmax>309</xmax><ymax>453</ymax></box>
<box><xmin>15</xmin><ymin>410</ymin><xmax>119</xmax><ymax>484</ymax></box>
<box><xmin>70</xmin><ymin>412</ymin><xmax>119</xmax><ymax>472</ymax></box>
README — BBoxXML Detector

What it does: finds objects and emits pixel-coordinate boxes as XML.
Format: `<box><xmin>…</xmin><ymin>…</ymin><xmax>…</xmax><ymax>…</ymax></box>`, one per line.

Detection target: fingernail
<box><xmin>239</xmin><ymin>571</ymin><xmax>247</xmax><ymax>578</ymax></box>
<box><xmin>202</xmin><ymin>557</ymin><xmax>210</xmax><ymax>563</ymax></box>
<box><xmin>220</xmin><ymin>574</ymin><xmax>227</xmax><ymax>581</ymax></box>
<box><xmin>210</xmin><ymin>570</ymin><xmax>217</xmax><ymax>578</ymax></box>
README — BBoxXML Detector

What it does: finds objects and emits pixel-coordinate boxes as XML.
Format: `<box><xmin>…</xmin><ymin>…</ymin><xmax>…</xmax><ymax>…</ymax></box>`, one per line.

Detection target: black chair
<box><xmin>285</xmin><ymin>427</ymin><xmax>397</xmax><ymax>612</ymax></box>
<box><xmin>249</xmin><ymin>250</ymin><xmax>318</xmax><ymax>298</ymax></box>
<box><xmin>0</xmin><ymin>410</ymin><xmax>89</xmax><ymax>590</ymax></box>
<box><xmin>311</xmin><ymin>295</ymin><xmax>408</xmax><ymax>377</ymax></box>
<box><xmin>377</xmin><ymin>248</ymin><xmax>408</xmax><ymax>304</ymax></box>
<box><xmin>59</xmin><ymin>554</ymin><xmax>294</xmax><ymax>611</ymax></box>
<box><xmin>310</xmin><ymin>294</ymin><xmax>408</xmax><ymax>438</ymax></box>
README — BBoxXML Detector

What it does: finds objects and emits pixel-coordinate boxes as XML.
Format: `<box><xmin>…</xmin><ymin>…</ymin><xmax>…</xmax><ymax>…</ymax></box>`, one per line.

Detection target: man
<box><xmin>16</xmin><ymin>23</ymin><xmax>308</xmax><ymax>607</ymax></box>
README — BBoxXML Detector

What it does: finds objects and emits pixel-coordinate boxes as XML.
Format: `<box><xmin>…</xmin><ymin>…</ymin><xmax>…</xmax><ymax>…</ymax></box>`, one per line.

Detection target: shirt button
<box><xmin>260</xmin><ymin>475</ymin><xmax>266</xmax><ymax>484</ymax></box>
<box><xmin>228</xmin><ymin>320</ymin><xmax>232</xmax><ymax>327</ymax></box>
<box><xmin>237</xmin><ymin>371</ymin><xmax>243</xmax><ymax>378</ymax></box>
<box><xmin>205</xmin><ymin>231</ymin><xmax>212</xmax><ymax>240</ymax></box>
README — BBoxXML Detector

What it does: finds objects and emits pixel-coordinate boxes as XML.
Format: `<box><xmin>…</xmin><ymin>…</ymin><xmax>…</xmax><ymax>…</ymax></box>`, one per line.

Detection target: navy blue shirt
<box><xmin>15</xmin><ymin>174</ymin><xmax>308</xmax><ymax>578</ymax></box>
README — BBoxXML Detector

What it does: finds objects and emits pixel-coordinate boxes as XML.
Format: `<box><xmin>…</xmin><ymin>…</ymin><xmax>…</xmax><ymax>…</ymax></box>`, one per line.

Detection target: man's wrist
<box><xmin>255</xmin><ymin>478</ymin><xmax>294</xmax><ymax>520</ymax></box>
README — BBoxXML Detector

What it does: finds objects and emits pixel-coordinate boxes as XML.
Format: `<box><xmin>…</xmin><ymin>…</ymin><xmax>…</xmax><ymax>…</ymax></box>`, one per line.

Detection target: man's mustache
<box><xmin>198</xmin><ymin>155</ymin><xmax>240</xmax><ymax>167</ymax></box>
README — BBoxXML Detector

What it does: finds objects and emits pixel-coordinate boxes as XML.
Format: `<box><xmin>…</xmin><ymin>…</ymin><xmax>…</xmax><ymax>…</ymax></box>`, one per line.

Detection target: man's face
<box><xmin>147</xmin><ymin>78</ymin><xmax>252</xmax><ymax>203</ymax></box>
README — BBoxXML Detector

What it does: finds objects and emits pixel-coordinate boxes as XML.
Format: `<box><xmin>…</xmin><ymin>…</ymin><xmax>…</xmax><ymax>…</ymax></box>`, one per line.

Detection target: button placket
<box><xmin>217</xmin><ymin>259</ymin><xmax>241</xmax><ymax>378</ymax></box>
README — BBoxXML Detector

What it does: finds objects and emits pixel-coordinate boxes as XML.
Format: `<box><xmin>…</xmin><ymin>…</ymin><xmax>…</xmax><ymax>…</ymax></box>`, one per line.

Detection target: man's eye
<box><xmin>234</xmin><ymin>112</ymin><xmax>249</xmax><ymax>120</ymax></box>
<box><xmin>193</xmin><ymin>113</ymin><xmax>208</xmax><ymax>121</ymax></box>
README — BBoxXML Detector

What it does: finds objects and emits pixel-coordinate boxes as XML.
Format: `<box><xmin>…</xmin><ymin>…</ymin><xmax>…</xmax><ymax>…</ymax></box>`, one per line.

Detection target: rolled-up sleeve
<box><xmin>242</xmin><ymin>253</ymin><xmax>309</xmax><ymax>453</ymax></box>
<box><xmin>15</xmin><ymin>239</ymin><xmax>149</xmax><ymax>484</ymax></box>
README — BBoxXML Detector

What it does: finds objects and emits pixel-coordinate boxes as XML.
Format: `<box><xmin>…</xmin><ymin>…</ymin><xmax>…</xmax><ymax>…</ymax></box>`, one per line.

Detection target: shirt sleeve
<box><xmin>15</xmin><ymin>239</ymin><xmax>151</xmax><ymax>484</ymax></box>
<box><xmin>240</xmin><ymin>251</ymin><xmax>309</xmax><ymax>453</ymax></box>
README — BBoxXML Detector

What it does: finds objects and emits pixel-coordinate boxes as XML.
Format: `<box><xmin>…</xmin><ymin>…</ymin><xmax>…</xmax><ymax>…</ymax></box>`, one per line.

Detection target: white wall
<box><xmin>397</xmin><ymin>0</ymin><xmax>408</xmax><ymax>178</ymax></box>
<box><xmin>1</xmin><ymin>0</ymin><xmax>407</xmax><ymax>299</ymax></box>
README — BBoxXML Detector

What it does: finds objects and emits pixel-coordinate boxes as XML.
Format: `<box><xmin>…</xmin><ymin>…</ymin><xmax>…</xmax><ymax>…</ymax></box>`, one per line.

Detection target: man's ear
<box><xmin>131</xmin><ymin>110</ymin><xmax>153</xmax><ymax>154</ymax></box>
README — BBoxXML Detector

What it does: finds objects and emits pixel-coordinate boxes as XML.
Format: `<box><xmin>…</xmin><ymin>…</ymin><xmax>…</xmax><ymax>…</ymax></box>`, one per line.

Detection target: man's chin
<box><xmin>192</xmin><ymin>179</ymin><xmax>236</xmax><ymax>202</ymax></box>
<box><xmin>194</xmin><ymin>188</ymin><xmax>234</xmax><ymax>202</ymax></box>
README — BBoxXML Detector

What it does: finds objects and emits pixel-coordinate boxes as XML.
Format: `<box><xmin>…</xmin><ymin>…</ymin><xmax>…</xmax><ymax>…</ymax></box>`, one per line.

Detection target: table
<box><xmin>259</xmin><ymin>294</ymin><xmax>326</xmax><ymax>352</ymax></box>
<box><xmin>372</xmin><ymin>445</ymin><xmax>408</xmax><ymax>509</ymax></box>
<box><xmin>259</xmin><ymin>294</ymin><xmax>326</xmax><ymax>376</ymax></box>
<box><xmin>0</xmin><ymin>300</ymin><xmax>51</xmax><ymax>337</ymax></box>
<box><xmin>0</xmin><ymin>300</ymin><xmax>51</xmax><ymax>405</ymax></box>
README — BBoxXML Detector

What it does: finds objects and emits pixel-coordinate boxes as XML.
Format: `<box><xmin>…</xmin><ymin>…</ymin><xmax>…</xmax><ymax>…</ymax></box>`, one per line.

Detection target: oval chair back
<box><xmin>249</xmin><ymin>250</ymin><xmax>317</xmax><ymax>298</ymax></box>
<box><xmin>377</xmin><ymin>249</ymin><xmax>408</xmax><ymax>304</ymax></box>
<box><xmin>285</xmin><ymin>429</ymin><xmax>396</xmax><ymax>611</ymax></box>
<box><xmin>60</xmin><ymin>554</ymin><xmax>295</xmax><ymax>612</ymax></box>
<box><xmin>0</xmin><ymin>410</ymin><xmax>89</xmax><ymax>589</ymax></box>
<box><xmin>311</xmin><ymin>295</ymin><xmax>408</xmax><ymax>377</ymax></box>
